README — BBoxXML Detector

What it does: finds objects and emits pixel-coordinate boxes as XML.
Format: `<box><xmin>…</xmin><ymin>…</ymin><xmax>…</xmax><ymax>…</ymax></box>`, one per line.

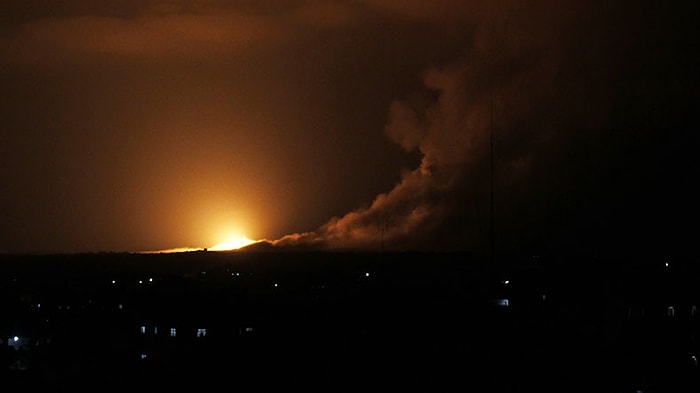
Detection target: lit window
<box><xmin>170</xmin><ymin>328</ymin><xmax>177</xmax><ymax>337</ymax></box>
<box><xmin>692</xmin><ymin>305</ymin><xmax>697</xmax><ymax>317</ymax></box>
<box><xmin>197</xmin><ymin>328</ymin><xmax>207</xmax><ymax>338</ymax></box>
<box><xmin>493</xmin><ymin>299</ymin><xmax>509</xmax><ymax>307</ymax></box>
<box><xmin>140</xmin><ymin>326</ymin><xmax>146</xmax><ymax>334</ymax></box>
<box><xmin>154</xmin><ymin>327</ymin><xmax>158</xmax><ymax>335</ymax></box>
<box><xmin>140</xmin><ymin>353</ymin><xmax>148</xmax><ymax>360</ymax></box>
<box><xmin>667</xmin><ymin>306</ymin><xmax>675</xmax><ymax>317</ymax></box>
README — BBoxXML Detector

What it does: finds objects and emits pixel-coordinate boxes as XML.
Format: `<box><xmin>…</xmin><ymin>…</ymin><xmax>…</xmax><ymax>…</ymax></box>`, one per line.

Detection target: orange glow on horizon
<box><xmin>139</xmin><ymin>220</ymin><xmax>261</xmax><ymax>254</ymax></box>
<box><xmin>140</xmin><ymin>233</ymin><xmax>259</xmax><ymax>254</ymax></box>
<box><xmin>209</xmin><ymin>235</ymin><xmax>257</xmax><ymax>251</ymax></box>
<box><xmin>141</xmin><ymin>246</ymin><xmax>203</xmax><ymax>254</ymax></box>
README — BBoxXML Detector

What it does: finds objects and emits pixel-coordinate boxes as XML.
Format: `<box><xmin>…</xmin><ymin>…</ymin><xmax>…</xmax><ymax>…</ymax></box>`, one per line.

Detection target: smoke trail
<box><xmin>272</xmin><ymin>63</ymin><xmax>493</xmax><ymax>251</ymax></box>
<box><xmin>272</xmin><ymin>0</ymin><xmax>699</xmax><ymax>255</ymax></box>
<box><xmin>271</xmin><ymin>0</ymin><xmax>572</xmax><ymax>252</ymax></box>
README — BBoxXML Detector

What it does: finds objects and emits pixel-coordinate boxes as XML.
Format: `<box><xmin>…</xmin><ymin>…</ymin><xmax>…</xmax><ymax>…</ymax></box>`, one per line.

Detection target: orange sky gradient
<box><xmin>1</xmin><ymin>1</ymin><xmax>698</xmax><ymax>256</ymax></box>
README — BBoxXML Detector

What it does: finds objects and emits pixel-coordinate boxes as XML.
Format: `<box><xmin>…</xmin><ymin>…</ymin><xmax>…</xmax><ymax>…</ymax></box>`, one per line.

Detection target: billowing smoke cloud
<box><xmin>271</xmin><ymin>0</ymin><xmax>576</xmax><ymax>253</ymax></box>
<box><xmin>274</xmin><ymin>62</ymin><xmax>493</xmax><ymax>251</ymax></box>
<box><xmin>273</xmin><ymin>0</ymin><xmax>699</xmax><ymax>255</ymax></box>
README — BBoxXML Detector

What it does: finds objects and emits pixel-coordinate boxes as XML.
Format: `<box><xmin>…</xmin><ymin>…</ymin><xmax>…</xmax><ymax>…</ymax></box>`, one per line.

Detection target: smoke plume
<box><xmin>273</xmin><ymin>0</ymin><xmax>699</xmax><ymax>255</ymax></box>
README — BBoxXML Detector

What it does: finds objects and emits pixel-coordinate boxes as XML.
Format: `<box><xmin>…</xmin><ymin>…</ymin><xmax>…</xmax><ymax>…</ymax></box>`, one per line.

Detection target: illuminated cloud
<box><xmin>0</xmin><ymin>2</ymin><xmax>365</xmax><ymax>64</ymax></box>
<box><xmin>360</xmin><ymin>0</ymin><xmax>492</xmax><ymax>22</ymax></box>
<box><xmin>3</xmin><ymin>11</ymin><xmax>276</xmax><ymax>63</ymax></box>
<box><xmin>290</xmin><ymin>2</ymin><xmax>365</xmax><ymax>29</ymax></box>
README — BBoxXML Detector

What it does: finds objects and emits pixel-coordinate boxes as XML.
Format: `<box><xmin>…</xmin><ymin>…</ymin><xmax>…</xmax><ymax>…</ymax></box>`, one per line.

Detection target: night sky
<box><xmin>1</xmin><ymin>1</ymin><xmax>698</xmax><ymax>256</ymax></box>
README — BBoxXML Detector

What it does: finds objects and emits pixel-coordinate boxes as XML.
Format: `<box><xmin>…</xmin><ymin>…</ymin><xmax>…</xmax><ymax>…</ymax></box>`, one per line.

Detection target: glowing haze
<box><xmin>0</xmin><ymin>1</ymin><xmax>697</xmax><ymax>256</ymax></box>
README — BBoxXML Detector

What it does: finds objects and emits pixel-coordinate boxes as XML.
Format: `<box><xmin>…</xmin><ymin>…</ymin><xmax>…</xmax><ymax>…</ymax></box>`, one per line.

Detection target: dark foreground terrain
<box><xmin>1</xmin><ymin>250</ymin><xmax>699</xmax><ymax>392</ymax></box>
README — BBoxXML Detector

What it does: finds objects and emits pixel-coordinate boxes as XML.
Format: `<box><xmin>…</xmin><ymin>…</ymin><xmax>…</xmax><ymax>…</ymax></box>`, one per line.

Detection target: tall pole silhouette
<box><xmin>380</xmin><ymin>220</ymin><xmax>384</xmax><ymax>254</ymax></box>
<box><xmin>379</xmin><ymin>211</ymin><xmax>386</xmax><ymax>254</ymax></box>
<box><xmin>490</xmin><ymin>89</ymin><xmax>495</xmax><ymax>263</ymax></box>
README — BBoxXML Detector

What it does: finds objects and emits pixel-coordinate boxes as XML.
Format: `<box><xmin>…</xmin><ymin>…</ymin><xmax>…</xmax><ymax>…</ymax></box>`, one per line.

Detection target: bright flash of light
<box><xmin>141</xmin><ymin>246</ymin><xmax>203</xmax><ymax>254</ymax></box>
<box><xmin>210</xmin><ymin>235</ymin><xmax>257</xmax><ymax>251</ymax></box>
